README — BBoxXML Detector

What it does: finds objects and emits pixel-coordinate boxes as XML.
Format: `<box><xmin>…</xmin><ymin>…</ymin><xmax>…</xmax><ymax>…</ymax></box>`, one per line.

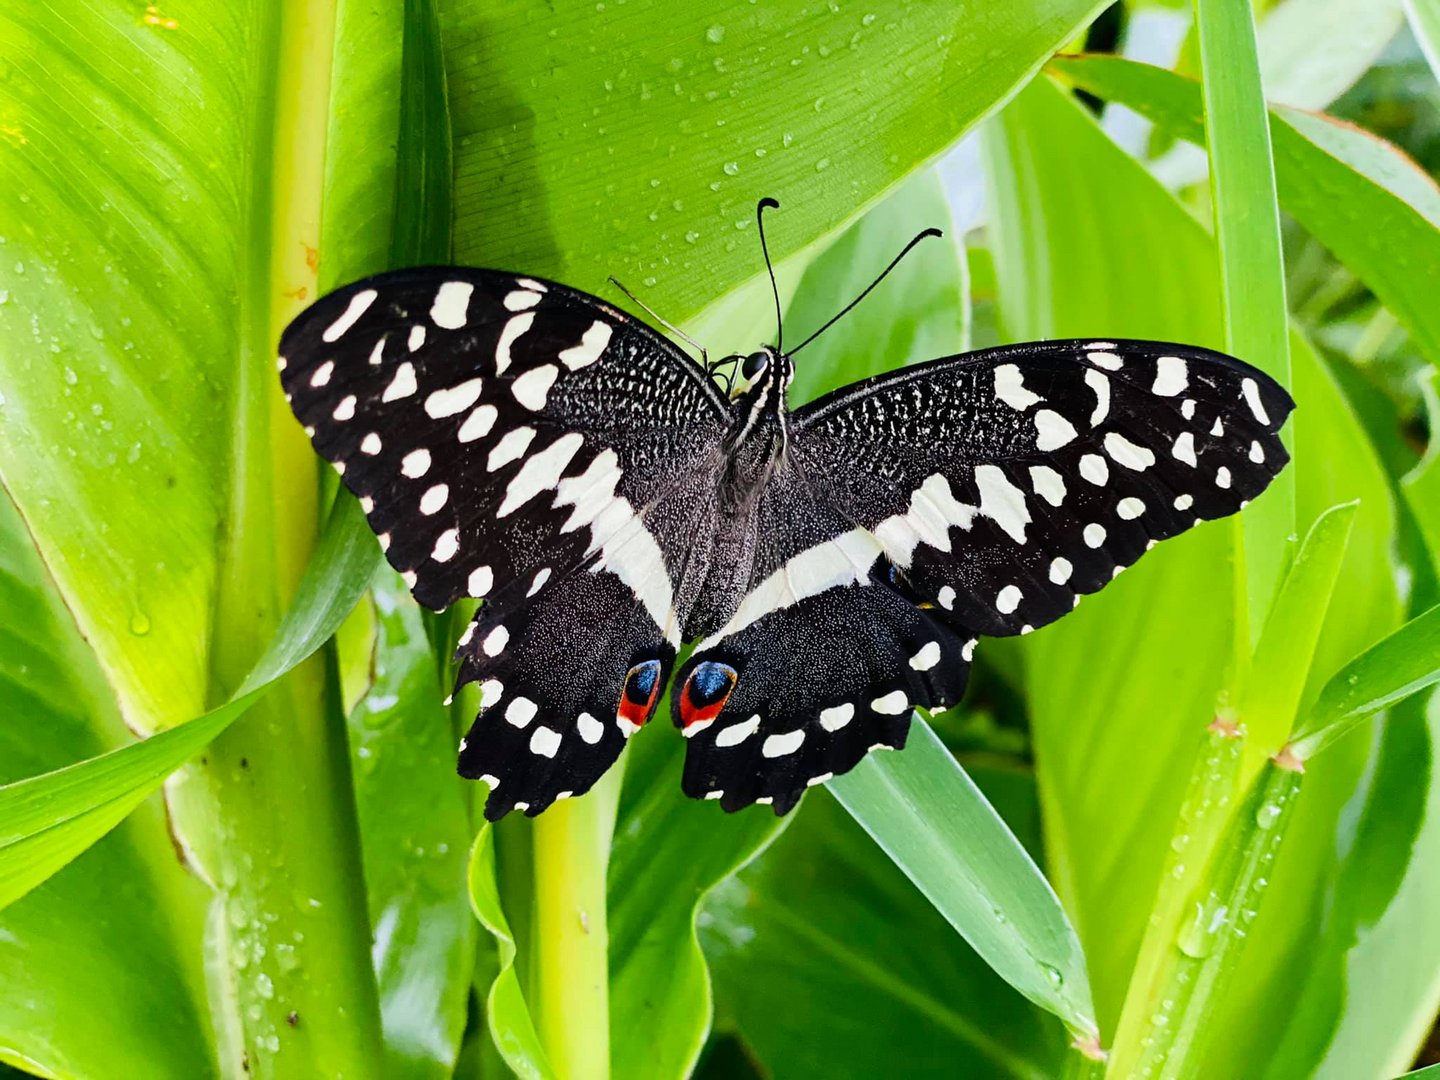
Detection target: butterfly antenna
<box><xmin>788</xmin><ymin>227</ymin><xmax>944</xmax><ymax>356</ymax></box>
<box><xmin>757</xmin><ymin>197</ymin><xmax>784</xmax><ymax>352</ymax></box>
<box><xmin>608</xmin><ymin>276</ymin><xmax>708</xmax><ymax>367</ymax></box>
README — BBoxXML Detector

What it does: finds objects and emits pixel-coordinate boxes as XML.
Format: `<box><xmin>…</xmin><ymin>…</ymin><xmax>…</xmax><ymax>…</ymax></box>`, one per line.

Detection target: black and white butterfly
<box><xmin>279</xmin><ymin>221</ymin><xmax>1292</xmax><ymax>821</ymax></box>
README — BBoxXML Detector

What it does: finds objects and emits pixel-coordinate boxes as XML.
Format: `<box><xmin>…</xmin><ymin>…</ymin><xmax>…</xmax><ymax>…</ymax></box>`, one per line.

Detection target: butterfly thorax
<box><xmin>718</xmin><ymin>347</ymin><xmax>792</xmax><ymax>511</ymax></box>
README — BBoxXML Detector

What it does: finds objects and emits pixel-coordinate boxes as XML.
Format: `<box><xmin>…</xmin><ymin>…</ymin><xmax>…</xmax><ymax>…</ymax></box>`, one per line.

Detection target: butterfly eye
<box><xmin>617</xmin><ymin>659</ymin><xmax>664</xmax><ymax>735</ymax></box>
<box><xmin>678</xmin><ymin>661</ymin><xmax>738</xmax><ymax>736</ymax></box>
<box><xmin>741</xmin><ymin>351</ymin><xmax>770</xmax><ymax>379</ymax></box>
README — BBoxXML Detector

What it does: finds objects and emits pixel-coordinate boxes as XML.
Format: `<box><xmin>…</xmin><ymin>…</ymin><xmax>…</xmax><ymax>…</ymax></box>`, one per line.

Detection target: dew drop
<box><xmin>723</xmin><ymin>161</ymin><xmax>739</xmax><ymax>176</ymax></box>
<box><xmin>815</xmin><ymin>157</ymin><xmax>831</xmax><ymax>171</ymax></box>
<box><xmin>129</xmin><ymin>611</ymin><xmax>151</xmax><ymax>635</ymax></box>
<box><xmin>705</xmin><ymin>24</ymin><xmax>725</xmax><ymax>43</ymax></box>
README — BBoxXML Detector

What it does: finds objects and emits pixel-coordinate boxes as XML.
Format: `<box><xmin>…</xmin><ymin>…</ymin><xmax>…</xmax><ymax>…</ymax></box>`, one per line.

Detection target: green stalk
<box><xmin>1106</xmin><ymin>721</ymin><xmax>1244</xmax><ymax>1076</ymax></box>
<box><xmin>1194</xmin><ymin>0</ymin><xmax>1296</xmax><ymax>645</ymax></box>
<box><xmin>1143</xmin><ymin>761</ymin><xmax>1304</xmax><ymax>1078</ymax></box>
<box><xmin>165</xmin><ymin>2</ymin><xmax>385</xmax><ymax>1074</ymax></box>
<box><xmin>531</xmin><ymin>765</ymin><xmax>624</xmax><ymax>1080</ymax></box>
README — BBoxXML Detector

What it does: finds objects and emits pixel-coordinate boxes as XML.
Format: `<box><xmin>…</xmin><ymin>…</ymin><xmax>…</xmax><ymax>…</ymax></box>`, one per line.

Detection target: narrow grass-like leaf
<box><xmin>705</xmin><ymin>782</ymin><xmax>1065</xmax><ymax>1080</ymax></box>
<box><xmin>828</xmin><ymin>719</ymin><xmax>1096</xmax><ymax>1039</ymax></box>
<box><xmin>0</xmin><ymin>495</ymin><xmax>378</xmax><ymax>911</ymax></box>
<box><xmin>441</xmin><ymin>0</ymin><xmax>1110</xmax><ymax>322</ymax></box>
<box><xmin>1193</xmin><ymin>0</ymin><xmax>1295</xmax><ymax>643</ymax></box>
<box><xmin>1405</xmin><ymin>0</ymin><xmax>1440</xmax><ymax>78</ymax></box>
<box><xmin>1050</xmin><ymin>55</ymin><xmax>1440</xmax><ymax>368</ymax></box>
<box><xmin>1288</xmin><ymin>603</ymin><xmax>1440</xmax><ymax>761</ymax></box>
<box><xmin>1238</xmin><ymin>501</ymin><xmax>1358</xmax><ymax>763</ymax></box>
<box><xmin>1403</xmin><ymin>369</ymin><xmax>1440</xmax><ymax>562</ymax></box>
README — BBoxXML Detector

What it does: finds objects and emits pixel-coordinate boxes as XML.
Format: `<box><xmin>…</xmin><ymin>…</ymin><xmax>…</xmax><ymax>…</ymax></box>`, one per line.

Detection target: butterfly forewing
<box><xmin>792</xmin><ymin>339</ymin><xmax>1293</xmax><ymax>637</ymax></box>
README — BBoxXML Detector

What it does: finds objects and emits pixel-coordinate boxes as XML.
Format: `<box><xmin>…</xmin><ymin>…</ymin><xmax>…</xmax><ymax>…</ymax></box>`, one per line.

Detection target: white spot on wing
<box><xmin>323</xmin><ymin>289</ymin><xmax>377</xmax><ymax>342</ymax></box>
<box><xmin>1174</xmin><ymin>493</ymin><xmax>1194</xmax><ymax>511</ymax></box>
<box><xmin>419</xmin><ymin>483</ymin><xmax>448</xmax><ymax>515</ymax></box>
<box><xmin>1079</xmin><ymin>454</ymin><xmax>1108</xmax><ymax>486</ymax></box>
<box><xmin>1049</xmin><ymin>557</ymin><xmax>1073</xmax><ymax>585</ymax></box>
<box><xmin>975</xmin><ymin>465</ymin><xmax>1031</xmax><ymax>543</ymax></box>
<box><xmin>1084</xmin><ymin>523</ymin><xmax>1106</xmax><ymax>548</ymax></box>
<box><xmin>1088</xmin><ymin>350</ymin><xmax>1123</xmax><ymax>371</ymax></box>
<box><xmin>479</xmin><ymin>679</ymin><xmax>503</xmax><ymax>709</ymax></box>
<box><xmin>497</xmin><ymin>433</ymin><xmax>584</xmax><ymax>517</ymax></box>
<box><xmin>762</xmin><ymin>729</ymin><xmax>805</xmax><ymax>758</ymax></box>
<box><xmin>559</xmin><ymin>321</ymin><xmax>614</xmax><ymax>370</ymax></box>
<box><xmin>996</xmin><ymin>584</ymin><xmax>1022</xmax><ymax>614</ymax></box>
<box><xmin>994</xmin><ymin>364</ymin><xmax>1041</xmax><ymax>410</ymax></box>
<box><xmin>431</xmin><ymin>528</ymin><xmax>460</xmax><ymax>562</ymax></box>
<box><xmin>1034</xmin><ymin>409</ymin><xmax>1077</xmax><ymax>451</ymax></box>
<box><xmin>1172</xmin><ymin>431</ymin><xmax>1198</xmax><ymax>467</ymax></box>
<box><xmin>431</xmin><ymin>281</ymin><xmax>475</xmax><ymax>328</ymax></box>
<box><xmin>1104</xmin><ymin>432</ymin><xmax>1155</xmax><ymax>471</ymax></box>
<box><xmin>401</xmin><ymin>448</ymin><xmax>431</xmax><ymax>478</ymax></box>
<box><xmin>1117</xmin><ymin>497</ymin><xmax>1146</xmax><ymax>520</ymax></box>
<box><xmin>1249</xmin><ymin>440</ymin><xmax>1265</xmax><ymax>463</ymax></box>
<box><xmin>909</xmin><ymin>641</ymin><xmax>941</xmax><ymax>671</ymax></box>
<box><xmin>425</xmin><ymin>378</ymin><xmax>483</xmax><ymax>419</ymax></box>
<box><xmin>938</xmin><ymin>586</ymin><xmax>956</xmax><ymax>610</ymax></box>
<box><xmin>1153</xmin><ymin>356</ymin><xmax>1188</xmax><ymax>396</ymax></box>
<box><xmin>468</xmin><ymin>565</ymin><xmax>493</xmax><ymax>596</ymax></box>
<box><xmin>1216</xmin><ymin>466</ymin><xmax>1232</xmax><ymax>489</ymax></box>
<box><xmin>716</xmin><ymin>714</ymin><xmax>761</xmax><ymax>747</ymax></box>
<box><xmin>505</xmin><ymin>697</ymin><xmax>537</xmax><ymax>728</ymax></box>
<box><xmin>1085</xmin><ymin>368</ymin><xmax>1110</xmax><ymax>425</ymax></box>
<box><xmin>483</xmin><ymin>625</ymin><xmax>508</xmax><ymax>656</ymax></box>
<box><xmin>871</xmin><ymin>690</ymin><xmax>910</xmax><ymax>715</ymax></box>
<box><xmin>408</xmin><ymin>325</ymin><xmax>426</xmax><ymax>351</ymax></box>
<box><xmin>487</xmin><ymin>427</ymin><xmax>536</xmax><ymax>471</ymax></box>
<box><xmin>310</xmin><ymin>360</ymin><xmax>334</xmax><ymax>388</ymax></box>
<box><xmin>382</xmin><ymin>361</ymin><xmax>417</xmax><ymax>402</ymax></box>
<box><xmin>332</xmin><ymin>395</ymin><xmax>356</xmax><ymax>421</ymax></box>
<box><xmin>511</xmin><ymin>364</ymin><xmax>559</xmax><ymax>410</ymax></box>
<box><xmin>529</xmin><ymin>726</ymin><xmax>561</xmax><ymax>758</ymax></box>
<box><xmin>502</xmin><ymin>288</ymin><xmax>540</xmax><ymax>312</ymax></box>
<box><xmin>1029</xmin><ymin>465</ymin><xmax>1066</xmax><ymax>507</ymax></box>
<box><xmin>819</xmin><ymin>703</ymin><xmax>854</xmax><ymax>731</ymax></box>
<box><xmin>458</xmin><ymin>405</ymin><xmax>498</xmax><ymax>442</ymax></box>
<box><xmin>1242</xmin><ymin>377</ymin><xmax>1270</xmax><ymax>424</ymax></box>
<box><xmin>527</xmin><ymin>567</ymin><xmax>551</xmax><ymax>596</ymax></box>
<box><xmin>577</xmin><ymin>712</ymin><xmax>604</xmax><ymax>744</ymax></box>
<box><xmin>496</xmin><ymin>312</ymin><xmax>535</xmax><ymax>374</ymax></box>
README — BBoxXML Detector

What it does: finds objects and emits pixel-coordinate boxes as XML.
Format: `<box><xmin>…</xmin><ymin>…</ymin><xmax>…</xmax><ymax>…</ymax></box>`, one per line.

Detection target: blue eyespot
<box><xmin>623</xmin><ymin>659</ymin><xmax>662</xmax><ymax>705</ymax></box>
<box><xmin>688</xmin><ymin>661</ymin><xmax>738</xmax><ymax>707</ymax></box>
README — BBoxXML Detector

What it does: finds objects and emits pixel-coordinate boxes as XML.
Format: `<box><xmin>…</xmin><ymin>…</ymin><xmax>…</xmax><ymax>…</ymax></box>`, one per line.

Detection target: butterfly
<box><xmin>278</xmin><ymin>207</ymin><xmax>1293</xmax><ymax>821</ymax></box>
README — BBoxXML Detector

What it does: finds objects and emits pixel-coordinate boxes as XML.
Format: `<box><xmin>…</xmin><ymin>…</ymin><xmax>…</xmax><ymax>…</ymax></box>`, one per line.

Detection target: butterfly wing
<box><xmin>679</xmin><ymin>339</ymin><xmax>1291</xmax><ymax>814</ymax></box>
<box><xmin>792</xmin><ymin>339</ymin><xmax>1293</xmax><ymax>635</ymax></box>
<box><xmin>279</xmin><ymin>267</ymin><xmax>729</xmax><ymax>816</ymax></box>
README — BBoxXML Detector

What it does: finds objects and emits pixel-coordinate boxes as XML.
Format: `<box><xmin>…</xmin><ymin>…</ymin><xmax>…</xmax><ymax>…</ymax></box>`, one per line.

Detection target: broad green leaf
<box><xmin>829</xmin><ymin>720</ymin><xmax>1096</xmax><ymax>1039</ymax></box>
<box><xmin>349</xmin><ymin>571</ymin><xmax>475</xmax><ymax>1079</ymax></box>
<box><xmin>0</xmin><ymin>493</ymin><xmax>212</xmax><ymax>1078</ymax></box>
<box><xmin>785</xmin><ymin>168</ymin><xmax>967</xmax><ymax>404</ymax></box>
<box><xmin>440</xmin><ymin>0</ymin><xmax>1111</xmax><ymax>322</ymax></box>
<box><xmin>1193</xmin><ymin>0</ymin><xmax>1294</xmax><ymax>643</ymax></box>
<box><xmin>606</xmin><ymin>720</ymin><xmax>788</xmax><ymax>1079</ymax></box>
<box><xmin>1399</xmin><ymin>1066</ymin><xmax>1440</xmax><ymax>1080</ymax></box>
<box><xmin>704</xmin><ymin>778</ymin><xmax>1066</xmax><ymax>1080</ymax></box>
<box><xmin>1258</xmin><ymin>0</ymin><xmax>1405</xmax><ymax>110</ymax></box>
<box><xmin>0</xmin><ymin>494</ymin><xmax>378</xmax><ymax>911</ymax></box>
<box><xmin>1290</xmin><ymin>603</ymin><xmax>1440</xmax><ymax>761</ymax></box>
<box><xmin>1050</xmin><ymin>54</ymin><xmax>1440</xmax><ymax>369</ymax></box>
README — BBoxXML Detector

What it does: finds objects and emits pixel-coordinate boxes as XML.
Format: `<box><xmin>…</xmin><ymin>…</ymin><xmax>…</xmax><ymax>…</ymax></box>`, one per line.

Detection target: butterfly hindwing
<box><xmin>676</xmin><ymin>574</ymin><xmax>972</xmax><ymax>812</ymax></box>
<box><xmin>793</xmin><ymin>339</ymin><xmax>1294</xmax><ymax>636</ymax></box>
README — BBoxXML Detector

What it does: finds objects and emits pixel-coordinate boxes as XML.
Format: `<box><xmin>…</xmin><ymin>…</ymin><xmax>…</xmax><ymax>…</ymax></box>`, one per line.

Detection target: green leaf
<box><xmin>0</xmin><ymin>494</ymin><xmax>379</xmax><ymax>912</ymax></box>
<box><xmin>349</xmin><ymin>571</ymin><xmax>475</xmax><ymax>1079</ymax></box>
<box><xmin>1193</xmin><ymin>0</ymin><xmax>1295</xmax><ymax>643</ymax></box>
<box><xmin>1405</xmin><ymin>0</ymin><xmax>1440</xmax><ymax>80</ymax></box>
<box><xmin>1257</xmin><ymin>0</ymin><xmax>1405</xmax><ymax>111</ymax></box>
<box><xmin>1239</xmin><ymin>501</ymin><xmax>1358</xmax><ymax>762</ymax></box>
<box><xmin>705</xmin><ymin>779</ymin><xmax>1066</xmax><ymax>1080</ymax></box>
<box><xmin>828</xmin><ymin>719</ymin><xmax>1096</xmax><ymax>1039</ymax></box>
<box><xmin>1402</xmin><ymin>367</ymin><xmax>1440</xmax><ymax>564</ymax></box>
<box><xmin>0</xmin><ymin>493</ymin><xmax>213</xmax><ymax>1077</ymax></box>
<box><xmin>785</xmin><ymin>168</ymin><xmax>967</xmax><ymax>404</ymax></box>
<box><xmin>1290</xmin><ymin>603</ymin><xmax>1440</xmax><ymax>761</ymax></box>
<box><xmin>441</xmin><ymin>0</ymin><xmax>1111</xmax><ymax>322</ymax></box>
<box><xmin>1049</xmin><ymin>54</ymin><xmax>1440</xmax><ymax>369</ymax></box>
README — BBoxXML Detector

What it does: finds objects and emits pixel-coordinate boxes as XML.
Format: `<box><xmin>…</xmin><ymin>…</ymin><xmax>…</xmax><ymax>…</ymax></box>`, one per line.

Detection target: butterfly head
<box><xmin>725</xmin><ymin>344</ymin><xmax>792</xmax><ymax>403</ymax></box>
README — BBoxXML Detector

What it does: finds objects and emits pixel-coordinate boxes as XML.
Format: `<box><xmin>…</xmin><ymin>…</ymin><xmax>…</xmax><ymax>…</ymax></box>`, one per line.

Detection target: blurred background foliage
<box><xmin>1</xmin><ymin>0</ymin><xmax>1439</xmax><ymax>1078</ymax></box>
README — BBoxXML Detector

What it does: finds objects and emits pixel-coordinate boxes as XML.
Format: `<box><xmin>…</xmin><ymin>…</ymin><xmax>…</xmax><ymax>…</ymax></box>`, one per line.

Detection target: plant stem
<box><xmin>531</xmin><ymin>766</ymin><xmax>624</xmax><ymax>1080</ymax></box>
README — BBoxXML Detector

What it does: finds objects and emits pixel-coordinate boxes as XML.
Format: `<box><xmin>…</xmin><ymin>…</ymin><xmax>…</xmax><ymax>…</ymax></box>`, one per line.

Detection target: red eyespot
<box><xmin>617</xmin><ymin>659</ymin><xmax>663</xmax><ymax>735</ymax></box>
<box><xmin>678</xmin><ymin>661</ymin><xmax>738</xmax><ymax>737</ymax></box>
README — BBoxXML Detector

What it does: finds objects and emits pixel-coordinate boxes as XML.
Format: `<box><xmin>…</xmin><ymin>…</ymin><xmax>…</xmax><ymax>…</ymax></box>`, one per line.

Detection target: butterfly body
<box><xmin>279</xmin><ymin>265</ymin><xmax>1294</xmax><ymax>820</ymax></box>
